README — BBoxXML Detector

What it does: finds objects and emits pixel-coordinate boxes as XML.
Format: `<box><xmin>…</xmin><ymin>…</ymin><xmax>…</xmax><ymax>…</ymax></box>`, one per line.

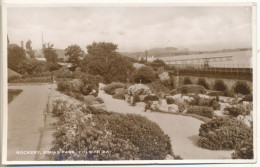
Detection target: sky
<box><xmin>7</xmin><ymin>6</ymin><xmax>252</xmax><ymax>52</ymax></box>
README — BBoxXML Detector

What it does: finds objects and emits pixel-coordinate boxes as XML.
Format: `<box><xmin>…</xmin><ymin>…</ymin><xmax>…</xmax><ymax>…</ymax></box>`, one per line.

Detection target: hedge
<box><xmin>187</xmin><ymin>106</ymin><xmax>214</xmax><ymax>119</ymax></box>
<box><xmin>198</xmin><ymin>117</ymin><xmax>252</xmax><ymax>150</ymax></box>
<box><xmin>176</xmin><ymin>84</ymin><xmax>206</xmax><ymax>94</ymax></box>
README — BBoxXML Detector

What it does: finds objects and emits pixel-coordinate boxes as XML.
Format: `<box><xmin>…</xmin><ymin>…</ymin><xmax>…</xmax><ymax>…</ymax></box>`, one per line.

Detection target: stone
<box><xmin>168</xmin><ymin>104</ymin><xmax>179</xmax><ymax>113</ymax></box>
<box><xmin>245</xmin><ymin>115</ymin><xmax>253</xmax><ymax>122</ymax></box>
<box><xmin>237</xmin><ymin>115</ymin><xmax>244</xmax><ymax>121</ymax></box>
<box><xmin>139</xmin><ymin>95</ymin><xmax>146</xmax><ymax>101</ymax></box>
<box><xmin>158</xmin><ymin>72</ymin><xmax>170</xmax><ymax>81</ymax></box>
<box><xmin>99</xmin><ymin>83</ymin><xmax>106</xmax><ymax>90</ymax></box>
<box><xmin>151</xmin><ymin>101</ymin><xmax>159</xmax><ymax>111</ymax></box>
<box><xmin>133</xmin><ymin>63</ymin><xmax>145</xmax><ymax>69</ymax></box>
<box><xmin>160</xmin><ymin>99</ymin><xmax>168</xmax><ymax>107</ymax></box>
<box><xmin>243</xmin><ymin>101</ymin><xmax>250</xmax><ymax>105</ymax></box>
<box><xmin>165</xmin><ymin>154</ymin><xmax>175</xmax><ymax>160</ymax></box>
<box><xmin>92</xmin><ymin>103</ymin><xmax>106</xmax><ymax>110</ymax></box>
<box><xmin>182</xmin><ymin>96</ymin><xmax>194</xmax><ymax>103</ymax></box>
<box><xmin>214</xmin><ymin>110</ymin><xmax>224</xmax><ymax>117</ymax></box>
<box><xmin>220</xmin><ymin>103</ymin><xmax>230</xmax><ymax>111</ymax></box>
<box><xmin>198</xmin><ymin>94</ymin><xmax>210</xmax><ymax>99</ymax></box>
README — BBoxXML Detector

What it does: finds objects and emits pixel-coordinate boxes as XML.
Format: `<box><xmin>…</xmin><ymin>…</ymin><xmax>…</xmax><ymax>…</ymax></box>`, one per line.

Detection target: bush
<box><xmin>8</xmin><ymin>75</ymin><xmax>21</xmax><ymax>82</ymax></box>
<box><xmin>242</xmin><ymin>94</ymin><xmax>253</xmax><ymax>102</ymax></box>
<box><xmin>98</xmin><ymin>113</ymin><xmax>173</xmax><ymax>160</ymax></box>
<box><xmin>132</xmin><ymin>66</ymin><xmax>156</xmax><ymax>83</ymax></box>
<box><xmin>225</xmin><ymin>104</ymin><xmax>250</xmax><ymax>117</ymax></box>
<box><xmin>232</xmin><ymin>130</ymin><xmax>253</xmax><ymax>159</ymax></box>
<box><xmin>189</xmin><ymin>96</ymin><xmax>220</xmax><ymax>110</ymax></box>
<box><xmin>143</xmin><ymin>95</ymin><xmax>159</xmax><ymax>102</ymax></box>
<box><xmin>132</xmin><ymin>95</ymin><xmax>141</xmax><ymax>106</ymax></box>
<box><xmin>177</xmin><ymin>84</ymin><xmax>206</xmax><ymax>94</ymax></box>
<box><xmin>166</xmin><ymin>97</ymin><xmax>175</xmax><ymax>104</ymax></box>
<box><xmin>128</xmin><ymin>84</ymin><xmax>151</xmax><ymax>96</ymax></box>
<box><xmin>187</xmin><ymin>106</ymin><xmax>214</xmax><ymax>119</ymax></box>
<box><xmin>174</xmin><ymin>101</ymin><xmax>186</xmax><ymax>113</ymax></box>
<box><xmin>83</xmin><ymin>95</ymin><xmax>104</xmax><ymax>105</ymax></box>
<box><xmin>112</xmin><ymin>88</ymin><xmax>126</xmax><ymax>100</ymax></box>
<box><xmin>146</xmin><ymin>81</ymin><xmax>170</xmax><ymax>94</ymax></box>
<box><xmin>104</xmin><ymin>82</ymin><xmax>125</xmax><ymax>95</ymax></box>
<box><xmin>198</xmin><ymin>117</ymin><xmax>252</xmax><ymax>150</ymax></box>
<box><xmin>80</xmin><ymin>74</ymin><xmax>103</xmax><ymax>96</ymax></box>
<box><xmin>207</xmin><ymin>91</ymin><xmax>224</xmax><ymax>97</ymax></box>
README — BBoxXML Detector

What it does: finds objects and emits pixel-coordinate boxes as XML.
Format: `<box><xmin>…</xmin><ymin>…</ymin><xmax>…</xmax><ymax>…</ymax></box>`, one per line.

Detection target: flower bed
<box><xmin>50</xmin><ymin>100</ymin><xmax>175</xmax><ymax>160</ymax></box>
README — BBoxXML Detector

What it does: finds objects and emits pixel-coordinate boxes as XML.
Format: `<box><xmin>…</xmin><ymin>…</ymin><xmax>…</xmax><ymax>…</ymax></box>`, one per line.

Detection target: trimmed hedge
<box><xmin>9</xmin><ymin>76</ymin><xmax>52</xmax><ymax>83</ymax></box>
<box><xmin>143</xmin><ymin>95</ymin><xmax>159</xmax><ymax>102</ymax></box>
<box><xmin>187</xmin><ymin>106</ymin><xmax>214</xmax><ymax>119</ymax></box>
<box><xmin>198</xmin><ymin>117</ymin><xmax>252</xmax><ymax>150</ymax></box>
<box><xmin>189</xmin><ymin>96</ymin><xmax>220</xmax><ymax>110</ymax></box>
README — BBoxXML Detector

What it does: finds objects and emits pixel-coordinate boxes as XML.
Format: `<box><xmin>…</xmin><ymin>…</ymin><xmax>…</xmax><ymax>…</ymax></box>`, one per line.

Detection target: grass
<box><xmin>8</xmin><ymin>89</ymin><xmax>23</xmax><ymax>103</ymax></box>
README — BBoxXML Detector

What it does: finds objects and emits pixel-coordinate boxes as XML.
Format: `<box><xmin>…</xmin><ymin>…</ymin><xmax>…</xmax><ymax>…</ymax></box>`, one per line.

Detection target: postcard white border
<box><xmin>1</xmin><ymin>1</ymin><xmax>258</xmax><ymax>165</ymax></box>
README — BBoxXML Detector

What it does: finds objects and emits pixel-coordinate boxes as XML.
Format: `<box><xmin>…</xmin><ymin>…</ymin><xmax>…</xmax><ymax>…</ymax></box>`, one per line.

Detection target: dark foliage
<box><xmin>143</xmin><ymin>95</ymin><xmax>159</xmax><ymax>102</ymax></box>
<box><xmin>242</xmin><ymin>94</ymin><xmax>253</xmax><ymax>102</ymax></box>
<box><xmin>104</xmin><ymin>82</ymin><xmax>125</xmax><ymax>95</ymax></box>
<box><xmin>197</xmin><ymin>78</ymin><xmax>210</xmax><ymax>89</ymax></box>
<box><xmin>198</xmin><ymin>117</ymin><xmax>252</xmax><ymax>150</ymax></box>
<box><xmin>8</xmin><ymin>45</ymin><xmax>26</xmax><ymax>72</ymax></box>
<box><xmin>187</xmin><ymin>106</ymin><xmax>214</xmax><ymax>119</ymax></box>
<box><xmin>225</xmin><ymin>104</ymin><xmax>250</xmax><ymax>117</ymax></box>
<box><xmin>233</xmin><ymin>81</ymin><xmax>251</xmax><ymax>95</ymax></box>
<box><xmin>132</xmin><ymin>66</ymin><xmax>156</xmax><ymax>84</ymax></box>
<box><xmin>177</xmin><ymin>84</ymin><xmax>207</xmax><ymax>94</ymax></box>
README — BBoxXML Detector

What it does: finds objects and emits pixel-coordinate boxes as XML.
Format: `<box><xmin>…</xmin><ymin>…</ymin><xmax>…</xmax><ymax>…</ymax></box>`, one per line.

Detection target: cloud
<box><xmin>7</xmin><ymin>6</ymin><xmax>252</xmax><ymax>52</ymax></box>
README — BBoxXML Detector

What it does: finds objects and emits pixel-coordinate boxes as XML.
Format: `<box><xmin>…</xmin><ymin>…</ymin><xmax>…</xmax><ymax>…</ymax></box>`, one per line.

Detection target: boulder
<box><xmin>168</xmin><ymin>104</ymin><xmax>179</xmax><ymax>113</ymax></box>
<box><xmin>182</xmin><ymin>96</ymin><xmax>194</xmax><ymax>103</ymax></box>
<box><xmin>214</xmin><ymin>110</ymin><xmax>224</xmax><ymax>117</ymax></box>
<box><xmin>139</xmin><ymin>95</ymin><xmax>147</xmax><ymax>101</ymax></box>
<box><xmin>242</xmin><ymin>101</ymin><xmax>250</xmax><ymax>105</ymax></box>
<box><xmin>99</xmin><ymin>83</ymin><xmax>106</xmax><ymax>90</ymax></box>
<box><xmin>198</xmin><ymin>94</ymin><xmax>210</xmax><ymax>99</ymax></box>
<box><xmin>151</xmin><ymin>101</ymin><xmax>159</xmax><ymax>111</ymax></box>
<box><xmin>133</xmin><ymin>63</ymin><xmax>145</xmax><ymax>69</ymax></box>
<box><xmin>92</xmin><ymin>103</ymin><xmax>106</xmax><ymax>110</ymax></box>
<box><xmin>245</xmin><ymin>115</ymin><xmax>253</xmax><ymax>122</ymax></box>
<box><xmin>158</xmin><ymin>72</ymin><xmax>170</xmax><ymax>81</ymax></box>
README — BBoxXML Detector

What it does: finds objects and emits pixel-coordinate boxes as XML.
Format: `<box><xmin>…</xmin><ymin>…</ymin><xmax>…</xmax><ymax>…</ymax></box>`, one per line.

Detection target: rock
<box><xmin>245</xmin><ymin>115</ymin><xmax>253</xmax><ymax>122</ymax></box>
<box><xmin>243</xmin><ymin>101</ymin><xmax>250</xmax><ymax>105</ymax></box>
<box><xmin>243</xmin><ymin>119</ymin><xmax>251</xmax><ymax>127</ymax></box>
<box><xmin>151</xmin><ymin>101</ymin><xmax>159</xmax><ymax>111</ymax></box>
<box><xmin>84</xmin><ymin>95</ymin><xmax>99</xmax><ymax>105</ymax></box>
<box><xmin>158</xmin><ymin>106</ymin><xmax>168</xmax><ymax>112</ymax></box>
<box><xmin>133</xmin><ymin>63</ymin><xmax>145</xmax><ymax>69</ymax></box>
<box><xmin>160</xmin><ymin>99</ymin><xmax>168</xmax><ymax>107</ymax></box>
<box><xmin>219</xmin><ymin>96</ymin><xmax>230</xmax><ymax>103</ymax></box>
<box><xmin>182</xmin><ymin>96</ymin><xmax>194</xmax><ymax>103</ymax></box>
<box><xmin>165</xmin><ymin>154</ymin><xmax>175</xmax><ymax>160</ymax></box>
<box><xmin>139</xmin><ymin>95</ymin><xmax>146</xmax><ymax>101</ymax></box>
<box><xmin>158</xmin><ymin>72</ymin><xmax>170</xmax><ymax>81</ymax></box>
<box><xmin>99</xmin><ymin>83</ymin><xmax>106</xmax><ymax>90</ymax></box>
<box><xmin>168</xmin><ymin>104</ymin><xmax>179</xmax><ymax>113</ymax></box>
<box><xmin>198</xmin><ymin>94</ymin><xmax>210</xmax><ymax>99</ymax></box>
<box><xmin>214</xmin><ymin>110</ymin><xmax>224</xmax><ymax>116</ymax></box>
<box><xmin>237</xmin><ymin>115</ymin><xmax>244</xmax><ymax>121</ymax></box>
<box><xmin>250</xmin><ymin>111</ymin><xmax>253</xmax><ymax>117</ymax></box>
<box><xmin>173</xmin><ymin>94</ymin><xmax>182</xmax><ymax>99</ymax></box>
<box><xmin>220</xmin><ymin>103</ymin><xmax>230</xmax><ymax>111</ymax></box>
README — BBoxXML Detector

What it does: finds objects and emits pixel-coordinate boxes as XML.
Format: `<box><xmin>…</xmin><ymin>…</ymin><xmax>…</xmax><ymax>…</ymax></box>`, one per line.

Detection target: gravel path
<box><xmin>98</xmin><ymin>90</ymin><xmax>233</xmax><ymax>159</ymax></box>
<box><xmin>7</xmin><ymin>84</ymin><xmax>52</xmax><ymax>161</ymax></box>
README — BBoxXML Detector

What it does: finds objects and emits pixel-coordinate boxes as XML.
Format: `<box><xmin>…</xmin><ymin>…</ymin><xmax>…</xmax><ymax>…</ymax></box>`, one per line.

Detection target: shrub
<box><xmin>113</xmin><ymin>88</ymin><xmax>126</xmax><ymax>100</ymax></box>
<box><xmin>189</xmin><ymin>96</ymin><xmax>220</xmax><ymax>110</ymax></box>
<box><xmin>166</xmin><ymin>97</ymin><xmax>175</xmax><ymax>104</ymax></box>
<box><xmin>8</xmin><ymin>75</ymin><xmax>21</xmax><ymax>82</ymax></box>
<box><xmin>132</xmin><ymin>95</ymin><xmax>141</xmax><ymax>106</ymax></box>
<box><xmin>174</xmin><ymin>101</ymin><xmax>186</xmax><ymax>113</ymax></box>
<box><xmin>98</xmin><ymin>113</ymin><xmax>173</xmax><ymax>160</ymax></box>
<box><xmin>52</xmin><ymin>100</ymin><xmax>68</xmax><ymax>116</ymax></box>
<box><xmin>232</xmin><ymin>130</ymin><xmax>253</xmax><ymax>159</ymax></box>
<box><xmin>187</xmin><ymin>106</ymin><xmax>214</xmax><ymax>119</ymax></box>
<box><xmin>146</xmin><ymin>81</ymin><xmax>170</xmax><ymax>94</ymax></box>
<box><xmin>242</xmin><ymin>94</ymin><xmax>253</xmax><ymax>102</ymax></box>
<box><xmin>177</xmin><ymin>84</ymin><xmax>206</xmax><ymax>94</ymax></box>
<box><xmin>133</xmin><ymin>66</ymin><xmax>156</xmax><ymax>83</ymax></box>
<box><xmin>225</xmin><ymin>104</ymin><xmax>250</xmax><ymax>117</ymax></box>
<box><xmin>83</xmin><ymin>95</ymin><xmax>103</xmax><ymax>105</ymax></box>
<box><xmin>198</xmin><ymin>117</ymin><xmax>252</xmax><ymax>150</ymax></box>
<box><xmin>207</xmin><ymin>91</ymin><xmax>224</xmax><ymax>97</ymax></box>
<box><xmin>80</xmin><ymin>74</ymin><xmax>103</xmax><ymax>96</ymax></box>
<box><xmin>104</xmin><ymin>82</ymin><xmax>125</xmax><ymax>95</ymax></box>
<box><xmin>143</xmin><ymin>95</ymin><xmax>159</xmax><ymax>102</ymax></box>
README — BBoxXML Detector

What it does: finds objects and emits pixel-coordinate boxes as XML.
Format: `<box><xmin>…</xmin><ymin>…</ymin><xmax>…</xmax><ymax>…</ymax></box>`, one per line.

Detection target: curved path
<box><xmin>98</xmin><ymin>90</ymin><xmax>233</xmax><ymax>159</ymax></box>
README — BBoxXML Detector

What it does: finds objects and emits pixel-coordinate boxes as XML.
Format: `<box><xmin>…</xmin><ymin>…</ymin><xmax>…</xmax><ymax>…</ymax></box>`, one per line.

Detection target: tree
<box><xmin>132</xmin><ymin>66</ymin><xmax>156</xmax><ymax>83</ymax></box>
<box><xmin>42</xmin><ymin>43</ymin><xmax>58</xmax><ymax>63</ymax></box>
<box><xmin>81</xmin><ymin>42</ymin><xmax>134</xmax><ymax>83</ymax></box>
<box><xmin>25</xmin><ymin>39</ymin><xmax>35</xmax><ymax>58</ymax></box>
<box><xmin>65</xmin><ymin>44</ymin><xmax>84</xmax><ymax>69</ymax></box>
<box><xmin>8</xmin><ymin>44</ymin><xmax>26</xmax><ymax>72</ymax></box>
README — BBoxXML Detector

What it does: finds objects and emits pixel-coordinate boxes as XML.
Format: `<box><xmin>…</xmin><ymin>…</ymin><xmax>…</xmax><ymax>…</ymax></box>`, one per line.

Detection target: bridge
<box><xmin>165</xmin><ymin>64</ymin><xmax>253</xmax><ymax>95</ymax></box>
